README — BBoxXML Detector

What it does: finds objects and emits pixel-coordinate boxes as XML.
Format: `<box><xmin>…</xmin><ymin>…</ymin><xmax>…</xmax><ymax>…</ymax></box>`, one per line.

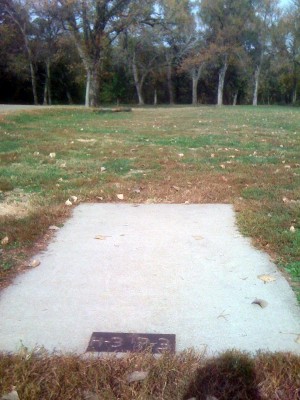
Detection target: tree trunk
<box><xmin>217</xmin><ymin>56</ymin><xmax>228</xmax><ymax>106</ymax></box>
<box><xmin>85</xmin><ymin>70</ymin><xmax>91</xmax><ymax>107</ymax></box>
<box><xmin>154</xmin><ymin>89</ymin><xmax>157</xmax><ymax>106</ymax></box>
<box><xmin>89</xmin><ymin>68</ymin><xmax>100</xmax><ymax>107</ymax></box>
<box><xmin>167</xmin><ymin>61</ymin><xmax>174</xmax><ymax>105</ymax></box>
<box><xmin>233</xmin><ymin>91</ymin><xmax>238</xmax><ymax>106</ymax></box>
<box><xmin>253</xmin><ymin>64</ymin><xmax>260</xmax><ymax>106</ymax></box>
<box><xmin>43</xmin><ymin>60</ymin><xmax>52</xmax><ymax>105</ymax></box>
<box><xmin>191</xmin><ymin>65</ymin><xmax>203</xmax><ymax>106</ymax></box>
<box><xmin>132</xmin><ymin>52</ymin><xmax>145</xmax><ymax>106</ymax></box>
<box><xmin>29</xmin><ymin>61</ymin><xmax>39</xmax><ymax>105</ymax></box>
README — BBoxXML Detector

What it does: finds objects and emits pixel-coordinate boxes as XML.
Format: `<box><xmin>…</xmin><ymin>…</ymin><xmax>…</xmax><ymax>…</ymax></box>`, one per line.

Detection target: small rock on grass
<box><xmin>49</xmin><ymin>225</ymin><xmax>59</xmax><ymax>231</ymax></box>
<box><xmin>126</xmin><ymin>370</ymin><xmax>149</xmax><ymax>383</ymax></box>
<box><xmin>1</xmin><ymin>236</ymin><xmax>9</xmax><ymax>246</ymax></box>
<box><xmin>1</xmin><ymin>387</ymin><xmax>20</xmax><ymax>400</ymax></box>
<box><xmin>116</xmin><ymin>194</ymin><xmax>124</xmax><ymax>200</ymax></box>
<box><xmin>28</xmin><ymin>259</ymin><xmax>40</xmax><ymax>268</ymax></box>
<box><xmin>65</xmin><ymin>199</ymin><xmax>72</xmax><ymax>206</ymax></box>
<box><xmin>83</xmin><ymin>391</ymin><xmax>100</xmax><ymax>400</ymax></box>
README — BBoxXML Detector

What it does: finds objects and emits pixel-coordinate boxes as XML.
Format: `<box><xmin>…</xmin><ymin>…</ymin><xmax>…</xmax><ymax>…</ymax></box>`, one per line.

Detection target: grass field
<box><xmin>0</xmin><ymin>105</ymin><xmax>300</xmax><ymax>399</ymax></box>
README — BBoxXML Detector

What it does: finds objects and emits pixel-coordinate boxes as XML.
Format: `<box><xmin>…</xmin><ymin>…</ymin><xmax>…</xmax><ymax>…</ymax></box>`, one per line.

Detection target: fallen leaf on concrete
<box><xmin>65</xmin><ymin>199</ymin><xmax>72</xmax><ymax>206</ymax></box>
<box><xmin>1</xmin><ymin>387</ymin><xmax>20</xmax><ymax>400</ymax></box>
<box><xmin>295</xmin><ymin>335</ymin><xmax>300</xmax><ymax>344</ymax></box>
<box><xmin>193</xmin><ymin>235</ymin><xmax>204</xmax><ymax>240</ymax></box>
<box><xmin>49</xmin><ymin>152</ymin><xmax>56</xmax><ymax>158</ymax></box>
<box><xmin>252</xmin><ymin>299</ymin><xmax>268</xmax><ymax>308</ymax></box>
<box><xmin>29</xmin><ymin>259</ymin><xmax>40</xmax><ymax>268</ymax></box>
<box><xmin>1</xmin><ymin>236</ymin><xmax>9</xmax><ymax>246</ymax></box>
<box><xmin>258</xmin><ymin>274</ymin><xmax>276</xmax><ymax>284</ymax></box>
<box><xmin>127</xmin><ymin>370</ymin><xmax>149</xmax><ymax>383</ymax></box>
<box><xmin>95</xmin><ymin>235</ymin><xmax>110</xmax><ymax>240</ymax></box>
<box><xmin>117</xmin><ymin>194</ymin><xmax>124</xmax><ymax>200</ymax></box>
<box><xmin>49</xmin><ymin>225</ymin><xmax>59</xmax><ymax>230</ymax></box>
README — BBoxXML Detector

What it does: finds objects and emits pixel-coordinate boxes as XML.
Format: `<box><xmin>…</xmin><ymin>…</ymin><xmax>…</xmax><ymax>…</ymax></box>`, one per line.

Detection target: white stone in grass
<box><xmin>49</xmin><ymin>152</ymin><xmax>56</xmax><ymax>158</ymax></box>
<box><xmin>1</xmin><ymin>236</ymin><xmax>9</xmax><ymax>246</ymax></box>
<box><xmin>100</xmin><ymin>167</ymin><xmax>106</xmax><ymax>172</ymax></box>
<box><xmin>70</xmin><ymin>196</ymin><xmax>78</xmax><ymax>203</ymax></box>
<box><xmin>65</xmin><ymin>199</ymin><xmax>72</xmax><ymax>206</ymax></box>
<box><xmin>290</xmin><ymin>225</ymin><xmax>296</xmax><ymax>233</ymax></box>
<box><xmin>116</xmin><ymin>194</ymin><xmax>124</xmax><ymax>200</ymax></box>
<box><xmin>126</xmin><ymin>370</ymin><xmax>149</xmax><ymax>383</ymax></box>
<box><xmin>28</xmin><ymin>259</ymin><xmax>40</xmax><ymax>268</ymax></box>
<box><xmin>1</xmin><ymin>387</ymin><xmax>20</xmax><ymax>400</ymax></box>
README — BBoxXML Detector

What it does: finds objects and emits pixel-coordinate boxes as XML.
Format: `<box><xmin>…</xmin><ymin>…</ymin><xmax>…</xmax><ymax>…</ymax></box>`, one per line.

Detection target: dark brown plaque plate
<box><xmin>86</xmin><ymin>332</ymin><xmax>176</xmax><ymax>354</ymax></box>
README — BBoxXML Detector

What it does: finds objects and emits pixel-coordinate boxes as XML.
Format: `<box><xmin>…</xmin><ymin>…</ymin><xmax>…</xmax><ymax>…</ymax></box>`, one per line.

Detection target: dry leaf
<box><xmin>60</xmin><ymin>163</ymin><xmax>66</xmax><ymax>168</ymax></box>
<box><xmin>65</xmin><ymin>199</ymin><xmax>72</xmax><ymax>206</ymax></box>
<box><xmin>49</xmin><ymin>225</ymin><xmax>59</xmax><ymax>230</ymax></box>
<box><xmin>193</xmin><ymin>235</ymin><xmax>204</xmax><ymax>240</ymax></box>
<box><xmin>95</xmin><ymin>235</ymin><xmax>110</xmax><ymax>240</ymax></box>
<box><xmin>29</xmin><ymin>259</ymin><xmax>40</xmax><ymax>268</ymax></box>
<box><xmin>49</xmin><ymin>152</ymin><xmax>56</xmax><ymax>158</ymax></box>
<box><xmin>33</xmin><ymin>151</ymin><xmax>39</xmax><ymax>156</ymax></box>
<box><xmin>127</xmin><ymin>370</ymin><xmax>149</xmax><ymax>383</ymax></box>
<box><xmin>100</xmin><ymin>166</ymin><xmax>106</xmax><ymax>172</ymax></box>
<box><xmin>290</xmin><ymin>225</ymin><xmax>296</xmax><ymax>233</ymax></box>
<box><xmin>117</xmin><ymin>194</ymin><xmax>124</xmax><ymax>200</ymax></box>
<box><xmin>178</xmin><ymin>153</ymin><xmax>184</xmax><ymax>157</ymax></box>
<box><xmin>258</xmin><ymin>274</ymin><xmax>276</xmax><ymax>284</ymax></box>
<box><xmin>70</xmin><ymin>196</ymin><xmax>78</xmax><ymax>203</ymax></box>
<box><xmin>220</xmin><ymin>164</ymin><xmax>226</xmax><ymax>169</ymax></box>
<box><xmin>252</xmin><ymin>299</ymin><xmax>268</xmax><ymax>308</ymax></box>
<box><xmin>1</xmin><ymin>236</ymin><xmax>9</xmax><ymax>246</ymax></box>
<box><xmin>172</xmin><ymin>185</ymin><xmax>180</xmax><ymax>191</ymax></box>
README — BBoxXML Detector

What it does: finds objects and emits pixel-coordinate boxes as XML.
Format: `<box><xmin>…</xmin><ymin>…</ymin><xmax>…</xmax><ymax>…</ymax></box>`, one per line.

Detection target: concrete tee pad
<box><xmin>0</xmin><ymin>204</ymin><xmax>299</xmax><ymax>355</ymax></box>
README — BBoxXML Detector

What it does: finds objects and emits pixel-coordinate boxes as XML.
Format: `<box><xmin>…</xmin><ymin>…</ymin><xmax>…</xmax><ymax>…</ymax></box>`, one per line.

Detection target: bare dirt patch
<box><xmin>0</xmin><ymin>189</ymin><xmax>32</xmax><ymax>218</ymax></box>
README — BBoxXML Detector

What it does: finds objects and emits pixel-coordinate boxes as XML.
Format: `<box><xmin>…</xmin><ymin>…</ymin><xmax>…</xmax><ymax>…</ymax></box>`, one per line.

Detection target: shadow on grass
<box><xmin>183</xmin><ymin>351</ymin><xmax>262</xmax><ymax>400</ymax></box>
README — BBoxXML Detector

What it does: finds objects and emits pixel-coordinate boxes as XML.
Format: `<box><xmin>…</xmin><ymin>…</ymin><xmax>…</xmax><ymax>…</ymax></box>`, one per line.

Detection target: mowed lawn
<box><xmin>0</xmin><ymin>106</ymin><xmax>299</xmax><ymax>297</ymax></box>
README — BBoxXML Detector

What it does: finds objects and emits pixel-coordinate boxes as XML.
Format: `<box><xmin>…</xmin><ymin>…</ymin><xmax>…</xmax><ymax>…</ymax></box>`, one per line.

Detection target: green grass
<box><xmin>0</xmin><ymin>106</ymin><xmax>299</xmax><ymax>300</ymax></box>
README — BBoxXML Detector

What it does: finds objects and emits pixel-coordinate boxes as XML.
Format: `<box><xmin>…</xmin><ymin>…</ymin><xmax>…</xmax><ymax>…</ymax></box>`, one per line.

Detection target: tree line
<box><xmin>0</xmin><ymin>0</ymin><xmax>299</xmax><ymax>107</ymax></box>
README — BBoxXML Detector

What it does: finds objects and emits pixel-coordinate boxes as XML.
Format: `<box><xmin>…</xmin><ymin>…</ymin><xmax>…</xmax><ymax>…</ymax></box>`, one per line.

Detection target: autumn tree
<box><xmin>200</xmin><ymin>0</ymin><xmax>255</xmax><ymax>105</ymax></box>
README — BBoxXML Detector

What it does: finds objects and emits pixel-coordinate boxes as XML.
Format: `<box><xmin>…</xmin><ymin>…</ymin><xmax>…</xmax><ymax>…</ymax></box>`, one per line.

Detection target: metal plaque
<box><xmin>86</xmin><ymin>332</ymin><xmax>176</xmax><ymax>354</ymax></box>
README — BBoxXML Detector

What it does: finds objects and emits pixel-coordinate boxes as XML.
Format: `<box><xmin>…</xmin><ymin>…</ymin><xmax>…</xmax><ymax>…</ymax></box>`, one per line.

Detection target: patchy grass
<box><xmin>0</xmin><ymin>106</ymin><xmax>299</xmax><ymax>297</ymax></box>
<box><xmin>0</xmin><ymin>349</ymin><xmax>300</xmax><ymax>400</ymax></box>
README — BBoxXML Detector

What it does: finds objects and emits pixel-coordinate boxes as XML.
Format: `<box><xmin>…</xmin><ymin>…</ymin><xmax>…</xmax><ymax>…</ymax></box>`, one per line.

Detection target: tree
<box><xmin>200</xmin><ymin>0</ymin><xmax>255</xmax><ymax>105</ymax></box>
<box><xmin>55</xmin><ymin>0</ymin><xmax>154</xmax><ymax>107</ymax></box>
<box><xmin>2</xmin><ymin>0</ymin><xmax>40</xmax><ymax>104</ymax></box>
<box><xmin>250</xmin><ymin>0</ymin><xmax>280</xmax><ymax>106</ymax></box>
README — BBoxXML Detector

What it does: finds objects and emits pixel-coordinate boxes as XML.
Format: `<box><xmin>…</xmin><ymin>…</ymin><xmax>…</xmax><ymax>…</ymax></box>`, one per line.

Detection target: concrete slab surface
<box><xmin>0</xmin><ymin>204</ymin><xmax>299</xmax><ymax>355</ymax></box>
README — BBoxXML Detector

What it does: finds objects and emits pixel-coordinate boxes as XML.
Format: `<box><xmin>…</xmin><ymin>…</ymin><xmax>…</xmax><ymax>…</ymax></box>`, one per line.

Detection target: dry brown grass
<box><xmin>0</xmin><ymin>349</ymin><xmax>299</xmax><ymax>400</ymax></box>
